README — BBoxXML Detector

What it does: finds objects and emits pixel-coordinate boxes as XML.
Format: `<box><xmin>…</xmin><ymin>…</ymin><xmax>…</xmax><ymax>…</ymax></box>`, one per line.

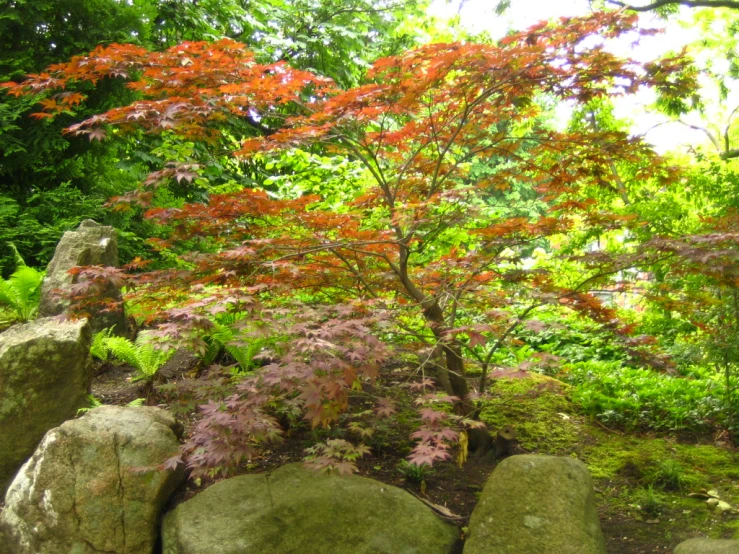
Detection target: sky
<box><xmin>427</xmin><ymin>0</ymin><xmax>721</xmax><ymax>156</ymax></box>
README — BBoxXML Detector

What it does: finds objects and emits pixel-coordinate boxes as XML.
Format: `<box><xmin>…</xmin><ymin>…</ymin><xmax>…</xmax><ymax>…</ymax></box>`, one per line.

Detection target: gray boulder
<box><xmin>162</xmin><ymin>462</ymin><xmax>459</xmax><ymax>554</ymax></box>
<box><xmin>0</xmin><ymin>406</ymin><xmax>185</xmax><ymax>554</ymax></box>
<box><xmin>0</xmin><ymin>317</ymin><xmax>91</xmax><ymax>491</ymax></box>
<box><xmin>674</xmin><ymin>539</ymin><xmax>739</xmax><ymax>553</ymax></box>
<box><xmin>39</xmin><ymin>219</ymin><xmax>127</xmax><ymax>335</ymax></box>
<box><xmin>464</xmin><ymin>455</ymin><xmax>606</xmax><ymax>554</ymax></box>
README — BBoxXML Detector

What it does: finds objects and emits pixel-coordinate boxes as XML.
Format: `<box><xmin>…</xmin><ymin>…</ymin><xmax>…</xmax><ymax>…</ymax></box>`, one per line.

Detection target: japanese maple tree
<box><xmin>2</xmin><ymin>11</ymin><xmax>698</xmax><ymax>472</ymax></box>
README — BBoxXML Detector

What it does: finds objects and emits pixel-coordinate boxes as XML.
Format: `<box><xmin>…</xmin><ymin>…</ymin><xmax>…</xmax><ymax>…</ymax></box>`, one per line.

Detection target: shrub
<box><xmin>565</xmin><ymin>360</ymin><xmax>729</xmax><ymax>433</ymax></box>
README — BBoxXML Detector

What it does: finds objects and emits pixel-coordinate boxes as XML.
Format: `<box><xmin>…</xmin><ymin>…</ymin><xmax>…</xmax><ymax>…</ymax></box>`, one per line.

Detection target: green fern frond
<box><xmin>102</xmin><ymin>335</ymin><xmax>142</xmax><ymax>370</ymax></box>
<box><xmin>77</xmin><ymin>394</ymin><xmax>103</xmax><ymax>415</ymax></box>
<box><xmin>0</xmin><ymin>265</ymin><xmax>43</xmax><ymax>322</ymax></box>
<box><xmin>102</xmin><ymin>332</ymin><xmax>175</xmax><ymax>381</ymax></box>
<box><xmin>200</xmin><ymin>312</ymin><xmax>283</xmax><ymax>375</ymax></box>
<box><xmin>8</xmin><ymin>243</ymin><xmax>26</xmax><ymax>268</ymax></box>
<box><xmin>198</xmin><ymin>322</ymin><xmax>231</xmax><ymax>366</ymax></box>
<box><xmin>90</xmin><ymin>327</ymin><xmax>115</xmax><ymax>360</ymax></box>
<box><xmin>226</xmin><ymin>334</ymin><xmax>283</xmax><ymax>375</ymax></box>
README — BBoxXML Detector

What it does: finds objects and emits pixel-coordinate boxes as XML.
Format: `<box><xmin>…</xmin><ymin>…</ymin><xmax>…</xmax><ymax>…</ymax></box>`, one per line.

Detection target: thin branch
<box><xmin>330</xmin><ymin>248</ymin><xmax>379</xmax><ymax>299</ymax></box>
<box><xmin>678</xmin><ymin>120</ymin><xmax>720</xmax><ymax>152</ymax></box>
<box><xmin>605</xmin><ymin>0</ymin><xmax>739</xmax><ymax>11</ymax></box>
<box><xmin>475</xmin><ymin>303</ymin><xmax>541</xmax><ymax>394</ymax></box>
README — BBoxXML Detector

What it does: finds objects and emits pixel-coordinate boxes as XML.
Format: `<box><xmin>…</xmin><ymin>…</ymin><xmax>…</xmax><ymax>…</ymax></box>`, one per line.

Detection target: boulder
<box><xmin>464</xmin><ymin>455</ymin><xmax>606</xmax><ymax>554</ymax></box>
<box><xmin>162</xmin><ymin>463</ymin><xmax>459</xmax><ymax>554</ymax></box>
<box><xmin>39</xmin><ymin>219</ymin><xmax>127</xmax><ymax>335</ymax></box>
<box><xmin>0</xmin><ymin>317</ymin><xmax>91</xmax><ymax>491</ymax></box>
<box><xmin>0</xmin><ymin>406</ymin><xmax>185</xmax><ymax>554</ymax></box>
<box><xmin>674</xmin><ymin>538</ymin><xmax>739</xmax><ymax>553</ymax></box>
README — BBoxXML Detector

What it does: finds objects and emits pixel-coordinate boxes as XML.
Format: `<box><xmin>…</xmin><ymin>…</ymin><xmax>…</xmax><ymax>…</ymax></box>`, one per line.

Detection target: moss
<box><xmin>580</xmin><ymin>427</ymin><xmax>739</xmax><ymax>544</ymax></box>
<box><xmin>477</xmin><ymin>374</ymin><xmax>581</xmax><ymax>454</ymax></box>
<box><xmin>726</xmin><ymin>519</ymin><xmax>739</xmax><ymax>539</ymax></box>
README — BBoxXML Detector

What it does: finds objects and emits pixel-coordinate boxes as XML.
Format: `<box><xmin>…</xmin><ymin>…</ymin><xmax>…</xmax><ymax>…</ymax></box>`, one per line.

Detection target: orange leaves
<box><xmin>6</xmin><ymin>38</ymin><xmax>335</xmax><ymax>143</ymax></box>
<box><xmin>29</xmin><ymin>111</ymin><xmax>55</xmax><ymax>120</ymax></box>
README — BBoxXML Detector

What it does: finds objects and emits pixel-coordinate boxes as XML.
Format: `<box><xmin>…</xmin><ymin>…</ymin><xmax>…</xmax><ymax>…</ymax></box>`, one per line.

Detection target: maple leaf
<box><xmin>30</xmin><ymin>112</ymin><xmax>55</xmax><ymax>120</ymax></box>
<box><xmin>375</xmin><ymin>397</ymin><xmax>396</xmax><ymax>418</ymax></box>
<box><xmin>87</xmin><ymin>128</ymin><xmax>107</xmax><ymax>141</ymax></box>
<box><xmin>418</xmin><ymin>408</ymin><xmax>448</xmax><ymax>423</ymax></box>
<box><xmin>161</xmin><ymin>455</ymin><xmax>184</xmax><ymax>472</ymax></box>
<box><xmin>468</xmin><ymin>331</ymin><xmax>487</xmax><ymax>348</ymax></box>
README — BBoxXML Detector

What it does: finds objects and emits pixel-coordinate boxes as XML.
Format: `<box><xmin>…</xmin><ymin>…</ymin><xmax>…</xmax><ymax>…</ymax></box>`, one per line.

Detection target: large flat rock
<box><xmin>162</xmin><ymin>463</ymin><xmax>459</xmax><ymax>554</ymax></box>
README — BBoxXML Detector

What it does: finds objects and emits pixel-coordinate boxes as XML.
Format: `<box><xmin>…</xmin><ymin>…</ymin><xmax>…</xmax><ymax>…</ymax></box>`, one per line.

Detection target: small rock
<box><xmin>715</xmin><ymin>501</ymin><xmax>732</xmax><ymax>514</ymax></box>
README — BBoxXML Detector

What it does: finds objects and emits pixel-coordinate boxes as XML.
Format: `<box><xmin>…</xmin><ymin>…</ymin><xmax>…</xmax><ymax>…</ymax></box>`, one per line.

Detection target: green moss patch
<box><xmin>477</xmin><ymin>374</ymin><xmax>582</xmax><ymax>455</ymax></box>
<box><xmin>474</xmin><ymin>373</ymin><xmax>739</xmax><ymax>549</ymax></box>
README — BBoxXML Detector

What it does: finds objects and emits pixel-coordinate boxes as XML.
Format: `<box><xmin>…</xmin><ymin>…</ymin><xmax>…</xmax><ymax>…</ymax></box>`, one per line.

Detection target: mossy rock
<box><xmin>0</xmin><ymin>317</ymin><xmax>91</xmax><ymax>491</ymax></box>
<box><xmin>464</xmin><ymin>455</ymin><xmax>606</xmax><ymax>554</ymax></box>
<box><xmin>0</xmin><ymin>406</ymin><xmax>184</xmax><ymax>554</ymax></box>
<box><xmin>162</xmin><ymin>463</ymin><xmax>459</xmax><ymax>554</ymax></box>
<box><xmin>478</xmin><ymin>374</ymin><xmax>581</xmax><ymax>454</ymax></box>
<box><xmin>674</xmin><ymin>538</ymin><xmax>739</xmax><ymax>553</ymax></box>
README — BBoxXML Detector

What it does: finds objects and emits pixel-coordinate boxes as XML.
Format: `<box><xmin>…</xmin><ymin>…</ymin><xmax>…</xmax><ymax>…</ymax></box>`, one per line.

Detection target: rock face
<box><xmin>674</xmin><ymin>538</ymin><xmax>739</xmax><ymax>553</ymax></box>
<box><xmin>0</xmin><ymin>406</ymin><xmax>185</xmax><ymax>554</ymax></box>
<box><xmin>464</xmin><ymin>455</ymin><xmax>606</xmax><ymax>554</ymax></box>
<box><xmin>162</xmin><ymin>463</ymin><xmax>459</xmax><ymax>554</ymax></box>
<box><xmin>0</xmin><ymin>317</ymin><xmax>91</xmax><ymax>491</ymax></box>
<box><xmin>39</xmin><ymin>219</ymin><xmax>127</xmax><ymax>335</ymax></box>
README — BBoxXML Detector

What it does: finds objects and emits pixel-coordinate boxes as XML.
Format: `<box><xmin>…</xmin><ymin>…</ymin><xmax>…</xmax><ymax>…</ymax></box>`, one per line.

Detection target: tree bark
<box><xmin>424</xmin><ymin>301</ymin><xmax>473</xmax><ymax>414</ymax></box>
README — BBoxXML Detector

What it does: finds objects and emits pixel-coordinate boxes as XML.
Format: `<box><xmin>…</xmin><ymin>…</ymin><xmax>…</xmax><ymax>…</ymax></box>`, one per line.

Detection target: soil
<box><xmin>91</xmin><ymin>362</ymin><xmax>142</xmax><ymax>405</ymax></box>
<box><xmin>91</xmin><ymin>348</ymin><xmax>199</xmax><ymax>405</ymax></box>
<box><xmin>89</xmin><ymin>358</ymin><xmax>739</xmax><ymax>554</ymax></box>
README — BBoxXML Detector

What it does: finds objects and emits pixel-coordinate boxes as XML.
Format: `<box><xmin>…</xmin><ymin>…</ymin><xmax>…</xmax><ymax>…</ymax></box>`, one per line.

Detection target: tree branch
<box><xmin>605</xmin><ymin>0</ymin><xmax>739</xmax><ymax>11</ymax></box>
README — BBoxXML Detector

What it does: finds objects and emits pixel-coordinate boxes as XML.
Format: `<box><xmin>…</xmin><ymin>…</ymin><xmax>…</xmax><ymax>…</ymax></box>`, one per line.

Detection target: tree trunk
<box><xmin>424</xmin><ymin>302</ymin><xmax>472</xmax><ymax>414</ymax></box>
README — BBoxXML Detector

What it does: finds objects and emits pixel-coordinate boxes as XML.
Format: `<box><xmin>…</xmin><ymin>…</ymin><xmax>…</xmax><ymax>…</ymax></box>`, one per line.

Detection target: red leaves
<box><xmin>3</xmin><ymin>38</ymin><xmax>335</xmax><ymax>145</ymax></box>
<box><xmin>375</xmin><ymin>397</ymin><xmax>396</xmax><ymax>418</ymax></box>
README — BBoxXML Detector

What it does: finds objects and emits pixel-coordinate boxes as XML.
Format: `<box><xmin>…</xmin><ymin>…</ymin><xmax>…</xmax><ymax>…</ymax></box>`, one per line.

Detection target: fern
<box><xmin>77</xmin><ymin>394</ymin><xmax>103</xmax><ymax>415</ymax></box>
<box><xmin>9</xmin><ymin>243</ymin><xmax>26</xmax><ymax>268</ymax></box>
<box><xmin>77</xmin><ymin>396</ymin><xmax>145</xmax><ymax>415</ymax></box>
<box><xmin>90</xmin><ymin>327</ymin><xmax>115</xmax><ymax>361</ymax></box>
<box><xmin>103</xmin><ymin>331</ymin><xmax>175</xmax><ymax>381</ymax></box>
<box><xmin>0</xmin><ymin>265</ymin><xmax>44</xmax><ymax>322</ymax></box>
<box><xmin>201</xmin><ymin>317</ymin><xmax>282</xmax><ymax>375</ymax></box>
